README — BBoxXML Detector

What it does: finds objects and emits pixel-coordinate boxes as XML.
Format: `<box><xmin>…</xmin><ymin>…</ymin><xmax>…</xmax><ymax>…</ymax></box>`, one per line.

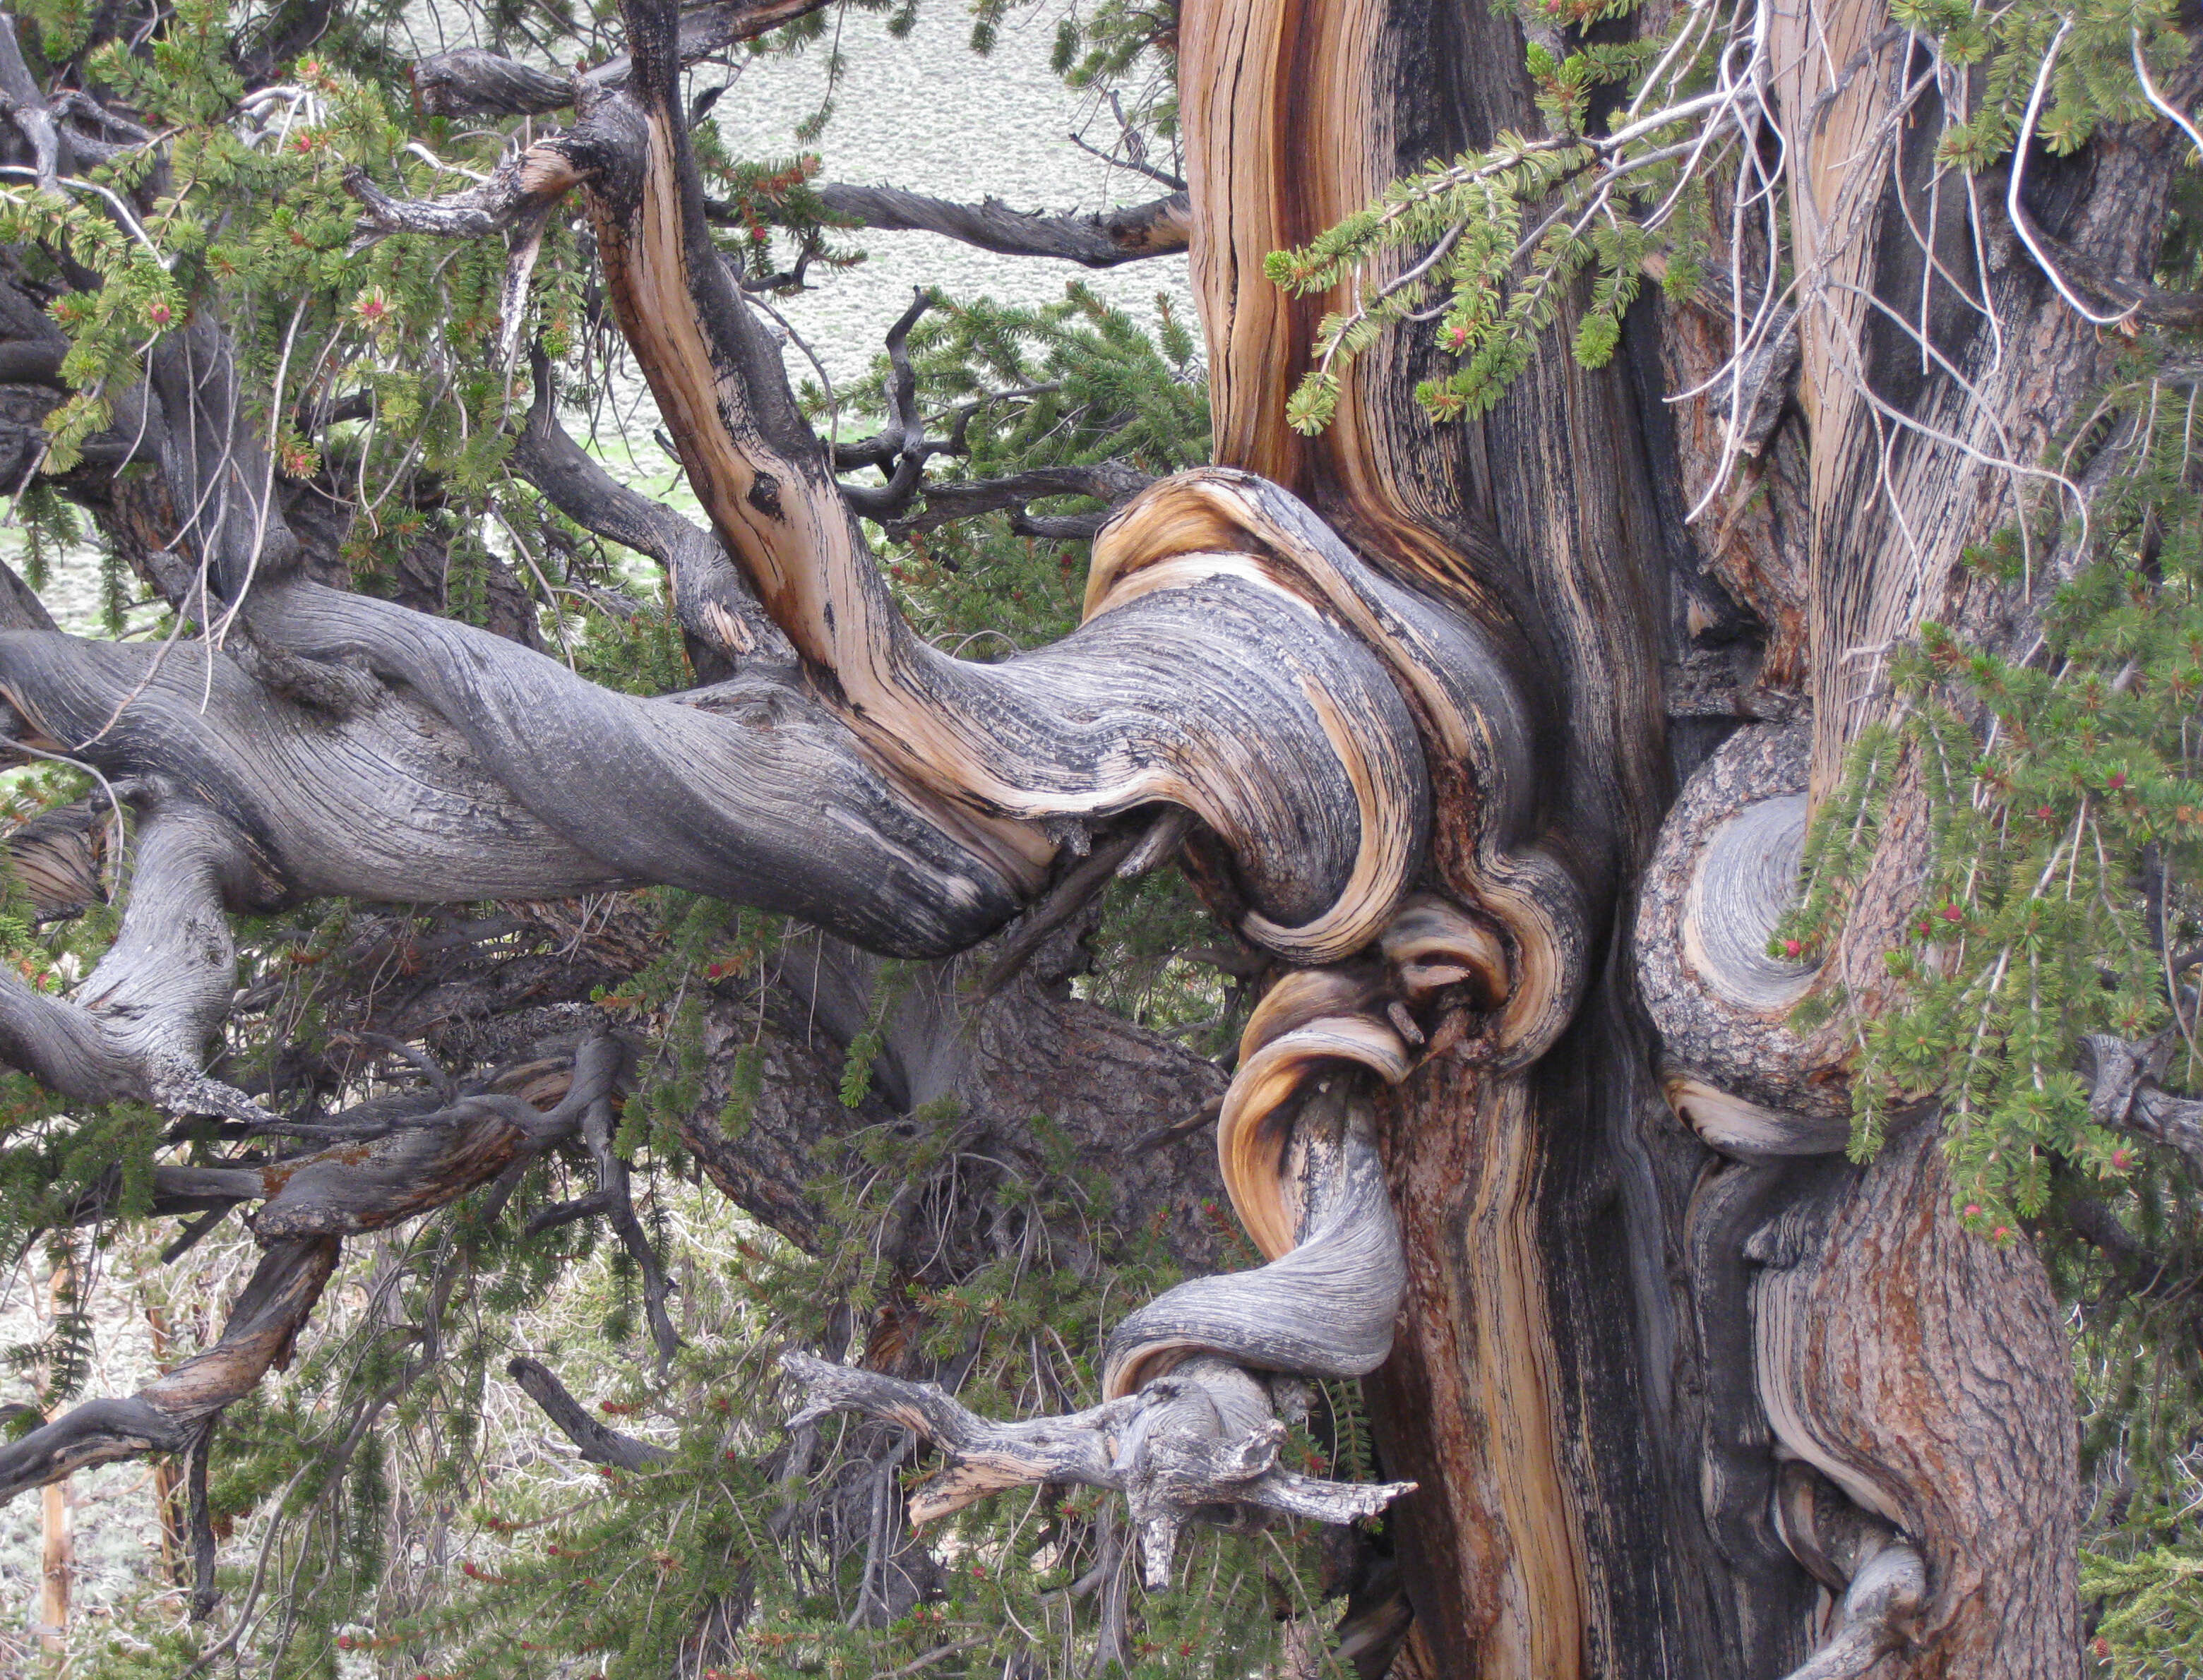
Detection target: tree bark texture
<box><xmin>0</xmin><ymin>0</ymin><xmax>2166</xmax><ymax>1672</ymax></box>
<box><xmin>1169</xmin><ymin>0</ymin><xmax>2132</xmax><ymax>1674</ymax></box>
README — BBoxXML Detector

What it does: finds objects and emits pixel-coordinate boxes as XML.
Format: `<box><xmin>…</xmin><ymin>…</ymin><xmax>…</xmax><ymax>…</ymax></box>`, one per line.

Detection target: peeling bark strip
<box><xmin>0</xmin><ymin>1040</ymin><xmax>628</xmax><ymax>1508</ymax></box>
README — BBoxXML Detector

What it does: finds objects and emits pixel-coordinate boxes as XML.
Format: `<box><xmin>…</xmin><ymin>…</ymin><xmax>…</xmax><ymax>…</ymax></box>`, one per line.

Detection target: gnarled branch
<box><xmin>0</xmin><ymin>1236</ymin><xmax>338</xmax><ymax>1504</ymax></box>
<box><xmin>801</xmin><ymin>184</ymin><xmax>1190</xmax><ymax>269</ymax></box>
<box><xmin>407</xmin><ymin>0</ymin><xmax>833</xmax><ymax>119</ymax></box>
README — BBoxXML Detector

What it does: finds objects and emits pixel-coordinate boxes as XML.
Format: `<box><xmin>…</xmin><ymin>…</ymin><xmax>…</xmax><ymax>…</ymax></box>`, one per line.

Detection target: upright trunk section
<box><xmin>1179</xmin><ymin>0</ymin><xmax>2104</xmax><ymax>1673</ymax></box>
<box><xmin>1182</xmin><ymin>1</ymin><xmax>1678</xmax><ymax>1672</ymax></box>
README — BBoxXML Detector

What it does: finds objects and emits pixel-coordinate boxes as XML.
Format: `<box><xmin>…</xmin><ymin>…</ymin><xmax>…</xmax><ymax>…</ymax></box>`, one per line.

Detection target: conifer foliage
<box><xmin>0</xmin><ymin>0</ymin><xmax>2198</xmax><ymax>1674</ymax></box>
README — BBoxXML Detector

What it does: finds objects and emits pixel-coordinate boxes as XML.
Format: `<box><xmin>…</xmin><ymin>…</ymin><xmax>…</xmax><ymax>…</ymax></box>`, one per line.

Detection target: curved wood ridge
<box><xmin>343</xmin><ymin>0</ymin><xmax>1585</xmax><ymax>990</ymax></box>
<box><xmin>1104</xmin><ymin>1078</ymin><xmax>1407</xmax><ymax>1400</ymax></box>
<box><xmin>1748</xmin><ymin>1124</ymin><xmax>2079</xmax><ymax>1676</ymax></box>
<box><xmin>1637</xmin><ymin>722</ymin><xmax>1851</xmax><ymax>1135</ymax></box>
<box><xmin>532</xmin><ymin>16</ymin><xmax>1435</xmax><ymax>965</ymax></box>
<box><xmin>1211</xmin><ymin>967</ymin><xmax>1414</xmax><ymax>1263</ymax></box>
<box><xmin>1094</xmin><ymin>472</ymin><xmax>1587</xmax><ymax>1056</ymax></box>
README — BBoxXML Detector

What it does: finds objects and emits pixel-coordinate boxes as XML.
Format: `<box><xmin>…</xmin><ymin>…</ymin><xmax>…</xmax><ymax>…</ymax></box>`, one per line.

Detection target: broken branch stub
<box><xmin>785</xmin><ymin>949</ymin><xmax>1438</xmax><ymax>1590</ymax></box>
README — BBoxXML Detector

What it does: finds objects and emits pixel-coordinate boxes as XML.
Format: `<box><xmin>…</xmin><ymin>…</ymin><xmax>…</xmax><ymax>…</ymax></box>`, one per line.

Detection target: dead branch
<box><xmin>879</xmin><ymin>462</ymin><xmax>1155</xmax><ymax>540</ymax></box>
<box><xmin>506</xmin><ymin>1356</ymin><xmax>671</xmax><ymax>1470</ymax></box>
<box><xmin>782</xmin><ymin>1352</ymin><xmax>1411</xmax><ymax>1589</ymax></box>
<box><xmin>407</xmin><ymin>0</ymin><xmax>834</xmax><ymax>118</ymax></box>
<box><xmin>0</xmin><ymin>1237</ymin><xmax>339</xmax><ymax>1504</ymax></box>
<box><xmin>798</xmin><ymin>185</ymin><xmax>1190</xmax><ymax>269</ymax></box>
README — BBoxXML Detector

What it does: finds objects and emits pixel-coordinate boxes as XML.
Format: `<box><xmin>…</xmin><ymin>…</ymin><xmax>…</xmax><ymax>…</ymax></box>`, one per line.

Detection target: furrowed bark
<box><xmin>1749</xmin><ymin>1122</ymin><xmax>2078</xmax><ymax>1676</ymax></box>
<box><xmin>0</xmin><ymin>606</ymin><xmax>1025</xmax><ymax>955</ymax></box>
<box><xmin>361</xmin><ymin>0</ymin><xmax>1483</xmax><ymax>966</ymax></box>
<box><xmin>2</xmin><ymin>796</ymin><xmax>108</xmax><ymax>919</ymax></box>
<box><xmin>680</xmin><ymin>916</ymin><xmax>1234</xmax><ymax>1265</ymax></box>
<box><xmin>803</xmin><ymin>185</ymin><xmax>1190</xmax><ymax>268</ymax></box>
<box><xmin>1621</xmin><ymin>13</ymin><xmax>2195</xmax><ymax>1674</ymax></box>
<box><xmin>0</xmin><ymin>0</ymin><xmax>2147</xmax><ymax>1665</ymax></box>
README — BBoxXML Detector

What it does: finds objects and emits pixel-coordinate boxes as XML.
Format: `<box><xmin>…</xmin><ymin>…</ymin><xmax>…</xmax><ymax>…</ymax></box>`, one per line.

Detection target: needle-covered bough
<box><xmin>0</xmin><ymin>0</ymin><xmax>1586</xmax><ymax>1586</ymax></box>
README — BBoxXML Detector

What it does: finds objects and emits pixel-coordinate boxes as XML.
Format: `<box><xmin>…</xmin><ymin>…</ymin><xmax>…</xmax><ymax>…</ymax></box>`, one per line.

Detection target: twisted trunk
<box><xmin>0</xmin><ymin>0</ymin><xmax>2162</xmax><ymax>1670</ymax></box>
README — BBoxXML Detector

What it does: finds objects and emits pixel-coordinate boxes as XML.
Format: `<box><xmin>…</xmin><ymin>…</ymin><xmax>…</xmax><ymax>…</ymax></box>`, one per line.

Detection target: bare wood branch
<box><xmin>800</xmin><ymin>185</ymin><xmax>1190</xmax><ymax>269</ymax></box>
<box><xmin>0</xmin><ymin>1237</ymin><xmax>339</xmax><ymax>1505</ymax></box>
<box><xmin>506</xmin><ymin>1356</ymin><xmax>670</xmax><ymax>1470</ymax></box>
<box><xmin>345</xmin><ymin>148</ymin><xmax>586</xmax><ymax>246</ymax></box>
<box><xmin>407</xmin><ymin>0</ymin><xmax>835</xmax><ymax>119</ymax></box>
<box><xmin>1774</xmin><ymin>1540</ymin><xmax>1926</xmax><ymax>1680</ymax></box>
<box><xmin>781</xmin><ymin>1351</ymin><xmax>1411</xmax><ymax>1589</ymax></box>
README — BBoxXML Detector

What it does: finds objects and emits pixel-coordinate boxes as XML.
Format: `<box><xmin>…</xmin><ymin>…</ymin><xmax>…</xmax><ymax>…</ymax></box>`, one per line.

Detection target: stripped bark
<box><xmin>0</xmin><ymin>0</ymin><xmax>2165</xmax><ymax>1669</ymax></box>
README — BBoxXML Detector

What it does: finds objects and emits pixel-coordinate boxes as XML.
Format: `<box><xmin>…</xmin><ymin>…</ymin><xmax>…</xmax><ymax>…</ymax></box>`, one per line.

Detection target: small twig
<box><xmin>1067</xmin><ymin>128</ymin><xmax>1185</xmax><ymax>191</ymax></box>
<box><xmin>1123</xmin><ymin>1093</ymin><xmax>1224</xmax><ymax>1156</ymax></box>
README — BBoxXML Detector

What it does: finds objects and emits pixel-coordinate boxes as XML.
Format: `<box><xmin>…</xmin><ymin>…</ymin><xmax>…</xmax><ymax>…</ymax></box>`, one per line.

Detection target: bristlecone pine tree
<box><xmin>0</xmin><ymin>0</ymin><xmax>2201</xmax><ymax>1672</ymax></box>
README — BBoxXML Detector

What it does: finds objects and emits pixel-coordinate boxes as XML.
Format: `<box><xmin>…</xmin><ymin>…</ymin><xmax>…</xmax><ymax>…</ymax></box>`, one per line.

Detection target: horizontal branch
<box><xmin>0</xmin><ymin>795</ymin><xmax>271</xmax><ymax>1121</ymax></box>
<box><xmin>345</xmin><ymin>149</ymin><xmax>584</xmax><ymax>245</ymax></box>
<box><xmin>799</xmin><ymin>185</ymin><xmax>1189</xmax><ymax>268</ymax></box>
<box><xmin>407</xmin><ymin>0</ymin><xmax>834</xmax><ymax>119</ymax></box>
<box><xmin>878</xmin><ymin>462</ymin><xmax>1155</xmax><ymax>540</ymax></box>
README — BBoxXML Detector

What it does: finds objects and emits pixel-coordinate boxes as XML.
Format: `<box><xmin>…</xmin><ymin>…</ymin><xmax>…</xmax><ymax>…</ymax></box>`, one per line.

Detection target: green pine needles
<box><xmin>1770</xmin><ymin>360</ymin><xmax>2203</xmax><ymax>1234</ymax></box>
<box><xmin>1265</xmin><ymin>0</ymin><xmax>2195</xmax><ymax>433</ymax></box>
